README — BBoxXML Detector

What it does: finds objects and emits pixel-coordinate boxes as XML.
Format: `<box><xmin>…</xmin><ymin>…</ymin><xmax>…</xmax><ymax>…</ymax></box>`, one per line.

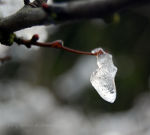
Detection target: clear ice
<box><xmin>90</xmin><ymin>48</ymin><xmax>117</xmax><ymax>103</ymax></box>
<box><xmin>91</xmin><ymin>48</ymin><xmax>104</xmax><ymax>54</ymax></box>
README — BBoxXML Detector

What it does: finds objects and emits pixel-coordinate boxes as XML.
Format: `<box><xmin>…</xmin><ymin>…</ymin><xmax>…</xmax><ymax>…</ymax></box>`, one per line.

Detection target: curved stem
<box><xmin>14</xmin><ymin>36</ymin><xmax>103</xmax><ymax>56</ymax></box>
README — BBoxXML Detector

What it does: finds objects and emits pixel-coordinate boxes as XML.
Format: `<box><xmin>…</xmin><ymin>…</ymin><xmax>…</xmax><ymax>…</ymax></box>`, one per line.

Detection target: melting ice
<box><xmin>90</xmin><ymin>48</ymin><xmax>117</xmax><ymax>103</ymax></box>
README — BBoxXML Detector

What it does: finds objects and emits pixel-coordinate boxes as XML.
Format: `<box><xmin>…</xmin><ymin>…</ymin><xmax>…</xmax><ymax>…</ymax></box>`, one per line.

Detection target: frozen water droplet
<box><xmin>91</xmin><ymin>47</ymin><xmax>104</xmax><ymax>54</ymax></box>
<box><xmin>90</xmin><ymin>49</ymin><xmax>117</xmax><ymax>103</ymax></box>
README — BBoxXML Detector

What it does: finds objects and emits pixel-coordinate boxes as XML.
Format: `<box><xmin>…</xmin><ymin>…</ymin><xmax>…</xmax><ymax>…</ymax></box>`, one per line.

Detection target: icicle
<box><xmin>90</xmin><ymin>48</ymin><xmax>117</xmax><ymax>103</ymax></box>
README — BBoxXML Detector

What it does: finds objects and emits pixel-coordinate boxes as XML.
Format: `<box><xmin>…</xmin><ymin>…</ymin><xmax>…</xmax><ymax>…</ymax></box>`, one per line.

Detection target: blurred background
<box><xmin>0</xmin><ymin>0</ymin><xmax>150</xmax><ymax>135</ymax></box>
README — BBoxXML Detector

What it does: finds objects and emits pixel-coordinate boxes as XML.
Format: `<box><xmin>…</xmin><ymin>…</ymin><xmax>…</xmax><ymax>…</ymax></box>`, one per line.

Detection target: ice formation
<box><xmin>90</xmin><ymin>48</ymin><xmax>117</xmax><ymax>103</ymax></box>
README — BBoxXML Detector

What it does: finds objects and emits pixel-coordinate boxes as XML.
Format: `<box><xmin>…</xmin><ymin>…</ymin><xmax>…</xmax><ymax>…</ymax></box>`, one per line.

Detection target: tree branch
<box><xmin>0</xmin><ymin>0</ymin><xmax>149</xmax><ymax>33</ymax></box>
<box><xmin>0</xmin><ymin>0</ymin><xmax>150</xmax><ymax>56</ymax></box>
<box><xmin>0</xmin><ymin>7</ymin><xmax>47</xmax><ymax>32</ymax></box>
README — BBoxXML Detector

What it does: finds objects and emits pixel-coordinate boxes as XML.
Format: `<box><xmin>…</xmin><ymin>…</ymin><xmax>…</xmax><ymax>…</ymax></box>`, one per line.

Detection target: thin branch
<box><xmin>14</xmin><ymin>35</ymin><xmax>103</xmax><ymax>56</ymax></box>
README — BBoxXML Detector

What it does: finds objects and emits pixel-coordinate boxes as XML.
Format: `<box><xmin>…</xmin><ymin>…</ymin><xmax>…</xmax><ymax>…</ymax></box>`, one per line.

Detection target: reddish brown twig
<box><xmin>14</xmin><ymin>34</ymin><xmax>103</xmax><ymax>56</ymax></box>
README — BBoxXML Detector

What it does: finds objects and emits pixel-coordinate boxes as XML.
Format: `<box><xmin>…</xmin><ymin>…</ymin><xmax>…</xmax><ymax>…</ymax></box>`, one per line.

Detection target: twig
<box><xmin>14</xmin><ymin>34</ymin><xmax>103</xmax><ymax>56</ymax></box>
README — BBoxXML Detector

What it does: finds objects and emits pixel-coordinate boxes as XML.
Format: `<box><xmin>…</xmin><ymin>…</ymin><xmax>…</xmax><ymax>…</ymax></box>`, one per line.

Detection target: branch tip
<box><xmin>50</xmin><ymin>40</ymin><xmax>64</xmax><ymax>48</ymax></box>
<box><xmin>94</xmin><ymin>50</ymin><xmax>104</xmax><ymax>56</ymax></box>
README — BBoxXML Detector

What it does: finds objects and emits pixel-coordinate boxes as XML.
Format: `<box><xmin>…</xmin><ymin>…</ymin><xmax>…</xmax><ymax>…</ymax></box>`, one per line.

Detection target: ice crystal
<box><xmin>90</xmin><ymin>48</ymin><xmax>117</xmax><ymax>103</ymax></box>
